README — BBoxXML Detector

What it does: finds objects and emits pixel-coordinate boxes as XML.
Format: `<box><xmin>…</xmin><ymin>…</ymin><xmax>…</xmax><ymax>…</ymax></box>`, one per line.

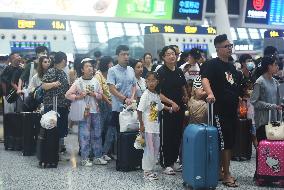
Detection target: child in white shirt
<box><xmin>137</xmin><ymin>71</ymin><xmax>170</xmax><ymax>180</ymax></box>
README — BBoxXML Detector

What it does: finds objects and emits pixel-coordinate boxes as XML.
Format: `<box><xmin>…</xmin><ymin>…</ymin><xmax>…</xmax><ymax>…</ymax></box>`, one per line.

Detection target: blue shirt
<box><xmin>107</xmin><ymin>64</ymin><xmax>136</xmax><ymax>112</ymax></box>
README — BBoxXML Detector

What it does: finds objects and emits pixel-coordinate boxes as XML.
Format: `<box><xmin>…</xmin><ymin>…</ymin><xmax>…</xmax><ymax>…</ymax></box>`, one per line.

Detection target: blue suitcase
<box><xmin>182</xmin><ymin>103</ymin><xmax>219</xmax><ymax>189</ymax></box>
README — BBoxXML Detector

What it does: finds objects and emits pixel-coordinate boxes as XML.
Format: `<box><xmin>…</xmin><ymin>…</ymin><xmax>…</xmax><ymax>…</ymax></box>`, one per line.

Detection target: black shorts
<box><xmin>214</xmin><ymin>114</ymin><xmax>237</xmax><ymax>150</ymax></box>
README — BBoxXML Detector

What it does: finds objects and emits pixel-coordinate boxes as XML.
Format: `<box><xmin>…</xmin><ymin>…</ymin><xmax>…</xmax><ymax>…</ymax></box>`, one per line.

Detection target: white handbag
<box><xmin>69</xmin><ymin>99</ymin><xmax>86</xmax><ymax>121</ymax></box>
<box><xmin>265</xmin><ymin>110</ymin><xmax>284</xmax><ymax>140</ymax></box>
<box><xmin>69</xmin><ymin>79</ymin><xmax>88</xmax><ymax>122</ymax></box>
<box><xmin>41</xmin><ymin>97</ymin><xmax>59</xmax><ymax>129</ymax></box>
<box><xmin>119</xmin><ymin>104</ymin><xmax>139</xmax><ymax>132</ymax></box>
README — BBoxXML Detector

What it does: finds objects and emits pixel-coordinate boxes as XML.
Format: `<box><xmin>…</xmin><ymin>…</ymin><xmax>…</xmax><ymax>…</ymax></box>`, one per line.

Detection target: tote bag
<box><xmin>265</xmin><ymin>110</ymin><xmax>284</xmax><ymax>140</ymax></box>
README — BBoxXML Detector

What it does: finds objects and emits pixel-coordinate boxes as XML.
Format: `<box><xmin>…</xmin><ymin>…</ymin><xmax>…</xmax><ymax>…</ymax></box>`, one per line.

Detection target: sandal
<box><xmin>222</xmin><ymin>180</ymin><xmax>238</xmax><ymax>188</ymax></box>
<box><xmin>144</xmin><ymin>172</ymin><xmax>158</xmax><ymax>181</ymax></box>
<box><xmin>219</xmin><ymin>172</ymin><xmax>237</xmax><ymax>182</ymax></box>
<box><xmin>163</xmin><ymin>167</ymin><xmax>176</xmax><ymax>175</ymax></box>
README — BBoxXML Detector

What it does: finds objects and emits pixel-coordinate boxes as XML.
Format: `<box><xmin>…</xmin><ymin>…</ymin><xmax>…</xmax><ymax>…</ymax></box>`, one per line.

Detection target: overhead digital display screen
<box><xmin>172</xmin><ymin>0</ymin><xmax>204</xmax><ymax>20</ymax></box>
<box><xmin>268</xmin><ymin>0</ymin><xmax>284</xmax><ymax>25</ymax></box>
<box><xmin>245</xmin><ymin>0</ymin><xmax>271</xmax><ymax>24</ymax></box>
<box><xmin>183</xmin><ymin>43</ymin><xmax>208</xmax><ymax>51</ymax></box>
<box><xmin>10</xmin><ymin>41</ymin><xmax>50</xmax><ymax>52</ymax></box>
<box><xmin>145</xmin><ymin>24</ymin><xmax>216</xmax><ymax>35</ymax></box>
<box><xmin>0</xmin><ymin>18</ymin><xmax>66</xmax><ymax>30</ymax></box>
<box><xmin>264</xmin><ymin>30</ymin><xmax>284</xmax><ymax>38</ymax></box>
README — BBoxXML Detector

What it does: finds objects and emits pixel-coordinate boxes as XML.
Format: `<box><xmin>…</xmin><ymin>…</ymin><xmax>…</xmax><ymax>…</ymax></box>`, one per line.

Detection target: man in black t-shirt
<box><xmin>201</xmin><ymin>34</ymin><xmax>240</xmax><ymax>188</ymax></box>
<box><xmin>1</xmin><ymin>52</ymin><xmax>23</xmax><ymax>113</ymax></box>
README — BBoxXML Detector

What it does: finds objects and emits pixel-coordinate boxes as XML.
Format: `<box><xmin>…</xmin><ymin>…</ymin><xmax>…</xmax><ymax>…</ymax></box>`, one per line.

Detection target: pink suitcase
<box><xmin>256</xmin><ymin>140</ymin><xmax>284</xmax><ymax>187</ymax></box>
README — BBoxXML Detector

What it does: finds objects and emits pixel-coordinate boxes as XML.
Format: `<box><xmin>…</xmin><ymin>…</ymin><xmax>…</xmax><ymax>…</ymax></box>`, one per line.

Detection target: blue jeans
<box><xmin>99</xmin><ymin>101</ymin><xmax>116</xmax><ymax>154</ymax></box>
<box><xmin>79</xmin><ymin>113</ymin><xmax>102</xmax><ymax>160</ymax></box>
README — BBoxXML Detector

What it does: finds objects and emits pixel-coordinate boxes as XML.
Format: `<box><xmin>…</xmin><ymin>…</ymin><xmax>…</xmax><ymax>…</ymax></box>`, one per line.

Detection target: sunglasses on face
<box><xmin>217</xmin><ymin>44</ymin><xmax>234</xmax><ymax>49</ymax></box>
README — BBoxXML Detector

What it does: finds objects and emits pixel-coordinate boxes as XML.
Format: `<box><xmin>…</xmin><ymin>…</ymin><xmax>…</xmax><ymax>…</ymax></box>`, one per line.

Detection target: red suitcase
<box><xmin>256</xmin><ymin>140</ymin><xmax>284</xmax><ymax>187</ymax></box>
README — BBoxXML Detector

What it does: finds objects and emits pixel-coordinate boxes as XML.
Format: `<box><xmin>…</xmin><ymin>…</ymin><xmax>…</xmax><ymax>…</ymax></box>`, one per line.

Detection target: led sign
<box><xmin>145</xmin><ymin>24</ymin><xmax>216</xmax><ymax>35</ymax></box>
<box><xmin>172</xmin><ymin>0</ymin><xmax>204</xmax><ymax>20</ymax></box>
<box><xmin>0</xmin><ymin>18</ymin><xmax>66</xmax><ymax>30</ymax></box>
<box><xmin>245</xmin><ymin>0</ymin><xmax>271</xmax><ymax>24</ymax></box>
<box><xmin>10</xmin><ymin>41</ymin><xmax>50</xmax><ymax>52</ymax></box>
<box><xmin>183</xmin><ymin>43</ymin><xmax>208</xmax><ymax>51</ymax></box>
<box><xmin>264</xmin><ymin>30</ymin><xmax>284</xmax><ymax>38</ymax></box>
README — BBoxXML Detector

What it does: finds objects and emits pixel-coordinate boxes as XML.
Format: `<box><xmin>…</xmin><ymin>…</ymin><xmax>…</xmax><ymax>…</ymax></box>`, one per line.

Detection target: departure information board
<box><xmin>268</xmin><ymin>0</ymin><xmax>284</xmax><ymax>25</ymax></box>
<box><xmin>0</xmin><ymin>18</ymin><xmax>66</xmax><ymax>30</ymax></box>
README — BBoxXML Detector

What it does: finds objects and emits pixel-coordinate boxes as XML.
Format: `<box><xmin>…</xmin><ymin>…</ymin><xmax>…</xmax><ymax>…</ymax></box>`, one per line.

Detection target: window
<box><xmin>70</xmin><ymin>21</ymin><xmax>90</xmax><ymax>49</ymax></box>
<box><xmin>96</xmin><ymin>22</ymin><xmax>108</xmax><ymax>43</ymax></box>
<box><xmin>107</xmin><ymin>22</ymin><xmax>124</xmax><ymax>39</ymax></box>
<box><xmin>230</xmin><ymin>27</ymin><xmax>238</xmax><ymax>41</ymax></box>
<box><xmin>237</xmin><ymin>28</ymin><xmax>249</xmax><ymax>39</ymax></box>
<box><xmin>124</xmin><ymin>23</ymin><xmax>140</xmax><ymax>36</ymax></box>
<box><xmin>248</xmin><ymin>28</ymin><xmax>260</xmax><ymax>39</ymax></box>
<box><xmin>140</xmin><ymin>24</ymin><xmax>152</xmax><ymax>35</ymax></box>
<box><xmin>259</xmin><ymin>29</ymin><xmax>267</xmax><ymax>39</ymax></box>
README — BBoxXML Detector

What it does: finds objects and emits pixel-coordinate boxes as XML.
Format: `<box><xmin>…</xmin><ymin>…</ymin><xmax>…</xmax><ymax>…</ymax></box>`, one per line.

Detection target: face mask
<box><xmin>246</xmin><ymin>62</ymin><xmax>255</xmax><ymax>71</ymax></box>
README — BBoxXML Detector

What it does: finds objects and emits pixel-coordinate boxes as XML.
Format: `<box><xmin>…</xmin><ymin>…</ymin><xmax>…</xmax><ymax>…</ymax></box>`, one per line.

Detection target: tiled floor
<box><xmin>0</xmin><ymin>125</ymin><xmax>282</xmax><ymax>190</ymax></box>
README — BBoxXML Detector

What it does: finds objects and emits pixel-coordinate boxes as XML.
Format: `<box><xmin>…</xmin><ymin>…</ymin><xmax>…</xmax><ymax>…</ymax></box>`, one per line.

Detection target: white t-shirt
<box><xmin>73</xmin><ymin>77</ymin><xmax>102</xmax><ymax>113</ymax></box>
<box><xmin>180</xmin><ymin>63</ymin><xmax>200</xmax><ymax>81</ymax></box>
<box><xmin>28</xmin><ymin>73</ymin><xmax>42</xmax><ymax>93</ymax></box>
<box><xmin>137</xmin><ymin>89</ymin><xmax>164</xmax><ymax>133</ymax></box>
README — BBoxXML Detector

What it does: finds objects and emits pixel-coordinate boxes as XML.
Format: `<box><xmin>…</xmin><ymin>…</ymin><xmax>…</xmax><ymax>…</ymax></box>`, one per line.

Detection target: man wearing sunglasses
<box><xmin>201</xmin><ymin>34</ymin><xmax>241</xmax><ymax>188</ymax></box>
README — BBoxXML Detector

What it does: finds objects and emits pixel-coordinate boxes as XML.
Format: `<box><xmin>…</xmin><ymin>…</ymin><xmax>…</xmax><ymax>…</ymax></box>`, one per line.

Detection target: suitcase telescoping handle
<box><xmin>207</xmin><ymin>103</ymin><xmax>214</xmax><ymax>126</ymax></box>
<box><xmin>268</xmin><ymin>109</ymin><xmax>282</xmax><ymax>124</ymax></box>
<box><xmin>207</xmin><ymin>103</ymin><xmax>214</xmax><ymax>166</ymax></box>
<box><xmin>53</xmin><ymin>96</ymin><xmax>57</xmax><ymax>113</ymax></box>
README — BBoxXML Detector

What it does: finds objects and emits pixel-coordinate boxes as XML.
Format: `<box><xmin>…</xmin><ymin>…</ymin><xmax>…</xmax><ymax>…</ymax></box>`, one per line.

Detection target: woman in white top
<box><xmin>129</xmin><ymin>59</ymin><xmax>146</xmax><ymax>103</ymax></box>
<box><xmin>28</xmin><ymin>56</ymin><xmax>50</xmax><ymax>93</ymax></box>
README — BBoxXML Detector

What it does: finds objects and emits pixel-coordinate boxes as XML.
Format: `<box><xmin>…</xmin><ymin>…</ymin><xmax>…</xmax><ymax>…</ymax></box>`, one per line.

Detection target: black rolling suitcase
<box><xmin>232</xmin><ymin>118</ymin><xmax>252</xmax><ymax>161</ymax></box>
<box><xmin>36</xmin><ymin>127</ymin><xmax>59</xmax><ymax>168</ymax></box>
<box><xmin>22</xmin><ymin>112</ymin><xmax>41</xmax><ymax>156</ymax></box>
<box><xmin>36</xmin><ymin>97</ymin><xmax>59</xmax><ymax>168</ymax></box>
<box><xmin>116</xmin><ymin>131</ymin><xmax>143</xmax><ymax>172</ymax></box>
<box><xmin>3</xmin><ymin>112</ymin><xmax>22</xmax><ymax>151</ymax></box>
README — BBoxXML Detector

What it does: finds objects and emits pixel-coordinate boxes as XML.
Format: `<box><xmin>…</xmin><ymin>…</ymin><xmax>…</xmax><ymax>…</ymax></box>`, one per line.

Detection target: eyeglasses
<box><xmin>217</xmin><ymin>44</ymin><xmax>234</xmax><ymax>49</ymax></box>
<box><xmin>164</xmin><ymin>52</ymin><xmax>176</xmax><ymax>57</ymax></box>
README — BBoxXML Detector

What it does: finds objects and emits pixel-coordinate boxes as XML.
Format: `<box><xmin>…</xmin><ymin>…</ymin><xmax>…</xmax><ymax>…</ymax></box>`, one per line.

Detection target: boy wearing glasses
<box><xmin>201</xmin><ymin>34</ymin><xmax>241</xmax><ymax>188</ymax></box>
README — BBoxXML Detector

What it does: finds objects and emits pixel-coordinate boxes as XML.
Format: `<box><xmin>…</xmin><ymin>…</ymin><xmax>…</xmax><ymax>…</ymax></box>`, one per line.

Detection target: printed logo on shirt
<box><xmin>188</xmin><ymin>71</ymin><xmax>200</xmax><ymax>76</ymax></box>
<box><xmin>149</xmin><ymin>101</ymin><xmax>158</xmax><ymax>122</ymax></box>
<box><xmin>225</xmin><ymin>72</ymin><xmax>234</xmax><ymax>85</ymax></box>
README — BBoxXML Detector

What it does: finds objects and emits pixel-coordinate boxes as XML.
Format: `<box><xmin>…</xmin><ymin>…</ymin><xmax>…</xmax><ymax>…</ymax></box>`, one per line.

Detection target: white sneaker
<box><xmin>59</xmin><ymin>152</ymin><xmax>70</xmax><ymax>162</ymax></box>
<box><xmin>173</xmin><ymin>163</ymin><xmax>182</xmax><ymax>172</ymax></box>
<box><xmin>81</xmin><ymin>159</ymin><xmax>93</xmax><ymax>167</ymax></box>
<box><xmin>102</xmin><ymin>154</ymin><xmax>112</xmax><ymax>161</ymax></box>
<box><xmin>93</xmin><ymin>157</ymin><xmax>108</xmax><ymax>165</ymax></box>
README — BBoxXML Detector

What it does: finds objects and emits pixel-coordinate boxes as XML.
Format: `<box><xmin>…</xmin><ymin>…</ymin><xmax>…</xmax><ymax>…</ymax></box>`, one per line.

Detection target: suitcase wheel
<box><xmin>41</xmin><ymin>162</ymin><xmax>58</xmax><ymax>169</ymax></box>
<box><xmin>255</xmin><ymin>179</ymin><xmax>264</xmax><ymax>186</ymax></box>
<box><xmin>23</xmin><ymin>152</ymin><xmax>34</xmax><ymax>156</ymax></box>
<box><xmin>182</xmin><ymin>182</ymin><xmax>192</xmax><ymax>189</ymax></box>
<box><xmin>256</xmin><ymin>179</ymin><xmax>271</xmax><ymax>186</ymax></box>
<box><xmin>279</xmin><ymin>180</ymin><xmax>284</xmax><ymax>187</ymax></box>
<box><xmin>38</xmin><ymin>161</ymin><xmax>43</xmax><ymax>168</ymax></box>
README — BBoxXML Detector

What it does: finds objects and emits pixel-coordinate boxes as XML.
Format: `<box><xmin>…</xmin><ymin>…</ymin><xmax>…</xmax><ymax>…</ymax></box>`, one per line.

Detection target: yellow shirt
<box><xmin>95</xmin><ymin>71</ymin><xmax>111</xmax><ymax>100</ymax></box>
